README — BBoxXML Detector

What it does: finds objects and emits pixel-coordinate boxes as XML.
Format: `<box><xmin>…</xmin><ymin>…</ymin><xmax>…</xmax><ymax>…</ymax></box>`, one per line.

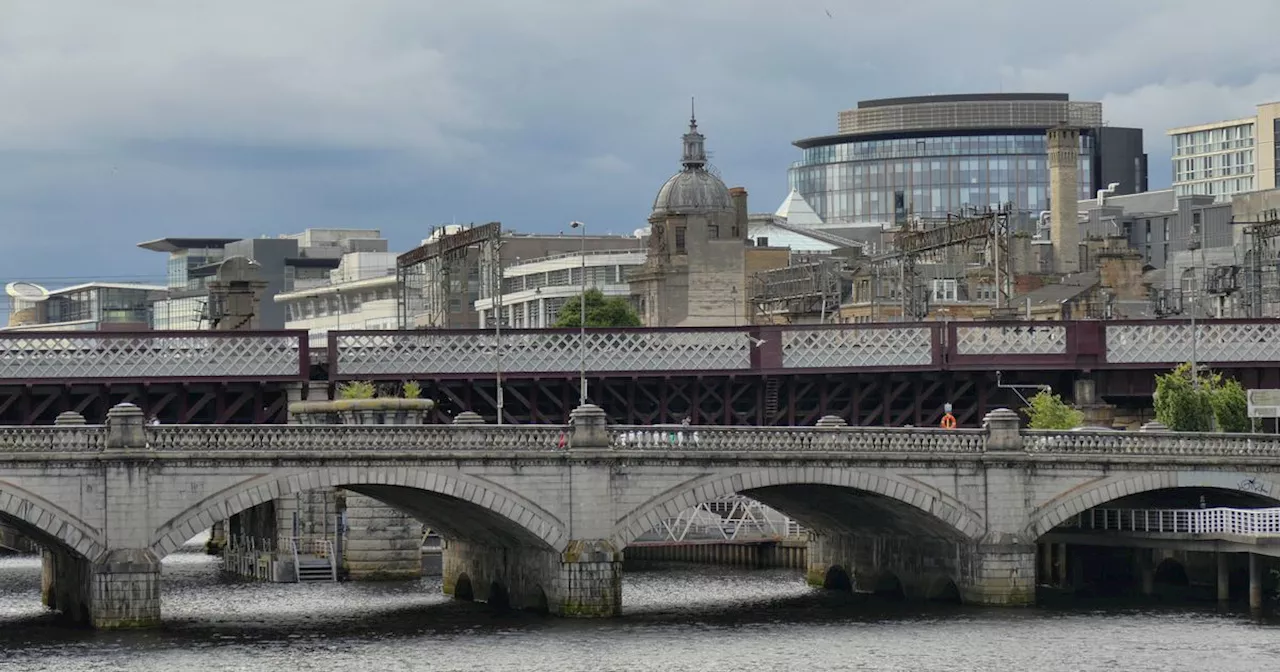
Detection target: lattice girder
<box><xmin>954</xmin><ymin>325</ymin><xmax>1067</xmax><ymax>356</ymax></box>
<box><xmin>334</xmin><ymin>331</ymin><xmax>752</xmax><ymax>377</ymax></box>
<box><xmin>1106</xmin><ymin>323</ymin><xmax>1280</xmax><ymax>364</ymax></box>
<box><xmin>782</xmin><ymin>327</ymin><xmax>933</xmax><ymax>368</ymax></box>
<box><xmin>0</xmin><ymin>334</ymin><xmax>303</xmax><ymax>381</ymax></box>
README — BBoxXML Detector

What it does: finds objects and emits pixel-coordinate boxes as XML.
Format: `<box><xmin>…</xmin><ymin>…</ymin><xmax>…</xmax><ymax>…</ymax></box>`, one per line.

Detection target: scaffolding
<box><xmin>749</xmin><ymin>258</ymin><xmax>845</xmax><ymax>324</ymax></box>
<box><xmin>395</xmin><ymin>222</ymin><xmax>502</xmax><ymax>329</ymax></box>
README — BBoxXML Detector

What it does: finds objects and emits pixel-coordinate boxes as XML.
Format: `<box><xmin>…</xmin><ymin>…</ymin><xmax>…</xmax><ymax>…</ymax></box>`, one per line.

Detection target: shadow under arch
<box><xmin>454</xmin><ymin>573</ymin><xmax>475</xmax><ymax>601</ymax></box>
<box><xmin>1024</xmin><ymin>471</ymin><xmax>1280</xmax><ymax>539</ymax></box>
<box><xmin>610</xmin><ymin>467</ymin><xmax>985</xmax><ymax>549</ymax></box>
<box><xmin>149</xmin><ymin>467</ymin><xmax>567</xmax><ymax>559</ymax></box>
<box><xmin>823</xmin><ymin>565</ymin><xmax>853</xmax><ymax>592</ymax></box>
<box><xmin>0</xmin><ymin>479</ymin><xmax>106</xmax><ymax>561</ymax></box>
<box><xmin>1153</xmin><ymin>557</ymin><xmax>1189</xmax><ymax>587</ymax></box>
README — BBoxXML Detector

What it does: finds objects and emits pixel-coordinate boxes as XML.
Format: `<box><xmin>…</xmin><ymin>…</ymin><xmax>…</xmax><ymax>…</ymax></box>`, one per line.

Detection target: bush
<box><xmin>1154</xmin><ymin>363</ymin><xmax>1249</xmax><ymax>432</ymax></box>
<box><xmin>1023</xmin><ymin>390</ymin><xmax>1084</xmax><ymax>430</ymax></box>
<box><xmin>337</xmin><ymin>381</ymin><xmax>376</xmax><ymax>400</ymax></box>
<box><xmin>554</xmin><ymin>288</ymin><xmax>642</xmax><ymax>328</ymax></box>
<box><xmin>402</xmin><ymin>381</ymin><xmax>423</xmax><ymax>399</ymax></box>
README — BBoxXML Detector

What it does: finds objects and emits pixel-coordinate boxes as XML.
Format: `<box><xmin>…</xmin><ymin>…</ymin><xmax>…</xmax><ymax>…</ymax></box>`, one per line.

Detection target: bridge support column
<box><xmin>961</xmin><ymin>536</ymin><xmax>1036</xmax><ymax>606</ymax></box>
<box><xmin>1249</xmin><ymin>553</ymin><xmax>1262</xmax><ymax>613</ymax></box>
<box><xmin>342</xmin><ymin>492</ymin><xmax>423</xmax><ymax>581</ymax></box>
<box><xmin>558</xmin><ymin>540</ymin><xmax>623</xmax><ymax>617</ymax></box>
<box><xmin>806</xmin><ymin>531</ymin><xmax>964</xmax><ymax>600</ymax></box>
<box><xmin>89</xmin><ymin>549</ymin><xmax>161</xmax><ymax>629</ymax></box>
<box><xmin>442</xmin><ymin>538</ymin><xmax>558</xmax><ymax>613</ymax></box>
<box><xmin>1217</xmin><ymin>552</ymin><xmax>1230</xmax><ymax>603</ymax></box>
<box><xmin>1135</xmin><ymin>549</ymin><xmax>1154</xmax><ymax>597</ymax></box>
<box><xmin>41</xmin><ymin>547</ymin><xmax>92</xmax><ymax>624</ymax></box>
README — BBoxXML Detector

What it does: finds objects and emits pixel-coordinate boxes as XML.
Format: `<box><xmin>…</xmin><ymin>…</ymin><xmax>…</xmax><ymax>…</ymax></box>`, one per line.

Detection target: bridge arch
<box><xmin>611</xmin><ymin>467</ymin><xmax>984</xmax><ymax>548</ymax></box>
<box><xmin>1025</xmin><ymin>470</ymin><xmax>1280</xmax><ymax>539</ymax></box>
<box><xmin>0</xmin><ymin>479</ymin><xmax>106</xmax><ymax>561</ymax></box>
<box><xmin>149</xmin><ymin>467</ymin><xmax>567</xmax><ymax>559</ymax></box>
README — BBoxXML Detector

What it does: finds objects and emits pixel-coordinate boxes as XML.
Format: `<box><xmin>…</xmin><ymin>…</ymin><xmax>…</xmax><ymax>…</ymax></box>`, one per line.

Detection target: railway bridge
<box><xmin>3</xmin><ymin>403</ymin><xmax>1280</xmax><ymax>627</ymax></box>
<box><xmin>3</xmin><ymin>319</ymin><xmax>1280</xmax><ymax>426</ymax></box>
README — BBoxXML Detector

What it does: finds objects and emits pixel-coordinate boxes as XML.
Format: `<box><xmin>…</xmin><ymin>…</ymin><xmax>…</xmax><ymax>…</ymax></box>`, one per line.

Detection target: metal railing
<box><xmin>635</xmin><ymin>496</ymin><xmax>805</xmax><ymax>543</ymax></box>
<box><xmin>1069</xmin><ymin>507</ymin><xmax>1280</xmax><ymax>536</ymax></box>
<box><xmin>288</xmin><ymin>536</ymin><xmax>337</xmax><ymax>582</ymax></box>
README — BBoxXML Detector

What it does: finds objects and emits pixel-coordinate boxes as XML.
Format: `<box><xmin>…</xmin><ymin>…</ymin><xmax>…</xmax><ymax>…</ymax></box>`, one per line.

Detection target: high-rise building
<box><xmin>1168</xmin><ymin>101</ymin><xmax>1280</xmax><ymax>200</ymax></box>
<box><xmin>788</xmin><ymin>93</ymin><xmax>1148</xmax><ymax>244</ymax></box>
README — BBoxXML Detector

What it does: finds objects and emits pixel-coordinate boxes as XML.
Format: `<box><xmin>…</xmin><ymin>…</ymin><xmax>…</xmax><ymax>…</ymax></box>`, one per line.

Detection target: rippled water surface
<box><xmin>1</xmin><ymin>551</ymin><xmax>1278</xmax><ymax>671</ymax></box>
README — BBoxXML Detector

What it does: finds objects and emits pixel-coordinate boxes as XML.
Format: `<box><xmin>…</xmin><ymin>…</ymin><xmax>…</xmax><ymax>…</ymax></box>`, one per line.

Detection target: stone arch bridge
<box><xmin>4</xmin><ymin>403</ymin><xmax>1280</xmax><ymax>628</ymax></box>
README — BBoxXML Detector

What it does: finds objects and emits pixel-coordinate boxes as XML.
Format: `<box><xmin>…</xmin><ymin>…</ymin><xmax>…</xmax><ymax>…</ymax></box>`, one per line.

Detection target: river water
<box><xmin>0</xmin><ymin>550</ymin><xmax>1277</xmax><ymax>671</ymax></box>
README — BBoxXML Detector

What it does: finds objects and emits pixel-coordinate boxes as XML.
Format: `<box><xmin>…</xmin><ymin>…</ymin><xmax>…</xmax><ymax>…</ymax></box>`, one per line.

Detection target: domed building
<box><xmin>630</xmin><ymin>111</ymin><xmax>755</xmax><ymax>327</ymax></box>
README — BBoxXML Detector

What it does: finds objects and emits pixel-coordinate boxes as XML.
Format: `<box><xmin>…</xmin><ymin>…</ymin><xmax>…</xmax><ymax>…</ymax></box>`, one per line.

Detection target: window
<box><xmin>930</xmin><ymin>279</ymin><xmax>957</xmax><ymax>302</ymax></box>
<box><xmin>708</xmin><ymin>224</ymin><xmax>719</xmax><ymax>239</ymax></box>
<box><xmin>675</xmin><ymin>226</ymin><xmax>686</xmax><ymax>252</ymax></box>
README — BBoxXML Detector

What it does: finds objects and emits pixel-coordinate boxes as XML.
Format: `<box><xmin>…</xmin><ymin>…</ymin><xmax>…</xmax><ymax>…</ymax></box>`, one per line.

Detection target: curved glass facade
<box><xmin>788</xmin><ymin>133</ymin><xmax>1094</xmax><ymax>225</ymax></box>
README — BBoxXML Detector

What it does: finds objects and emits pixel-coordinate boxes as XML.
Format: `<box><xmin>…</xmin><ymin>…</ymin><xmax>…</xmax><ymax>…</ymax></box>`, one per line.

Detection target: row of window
<box><xmin>283</xmin><ymin>287</ymin><xmax>396</xmax><ymax>321</ymax></box>
<box><xmin>1172</xmin><ymin>150</ymin><xmax>1254</xmax><ymax>183</ymax></box>
<box><xmin>502</xmin><ymin>264</ymin><xmax>636</xmax><ymax>294</ymax></box>
<box><xmin>1172</xmin><ymin>124</ymin><xmax>1254</xmax><ymax>156</ymax></box>
<box><xmin>795</xmin><ymin>134</ymin><xmax>1095</xmax><ymax>168</ymax></box>
<box><xmin>1173</xmin><ymin>177</ymin><xmax>1256</xmax><ymax>199</ymax></box>
<box><xmin>791</xmin><ymin>149</ymin><xmax>1094</xmax><ymax>221</ymax></box>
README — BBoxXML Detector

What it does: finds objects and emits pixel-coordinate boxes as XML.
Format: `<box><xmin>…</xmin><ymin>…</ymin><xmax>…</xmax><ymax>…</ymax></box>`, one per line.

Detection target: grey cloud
<box><xmin>1</xmin><ymin>0</ymin><xmax>1277</xmax><ymax>286</ymax></box>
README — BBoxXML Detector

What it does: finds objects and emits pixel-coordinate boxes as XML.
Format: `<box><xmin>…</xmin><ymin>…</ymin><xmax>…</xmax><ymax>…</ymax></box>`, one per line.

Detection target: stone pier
<box><xmin>343</xmin><ymin>492</ymin><xmax>423</xmax><ymax>580</ymax></box>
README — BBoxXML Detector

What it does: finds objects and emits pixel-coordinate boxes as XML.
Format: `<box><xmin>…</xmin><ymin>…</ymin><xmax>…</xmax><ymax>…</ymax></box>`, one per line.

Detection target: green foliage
<box><xmin>553</xmin><ymin>288</ymin><xmax>642</xmax><ymax>328</ymax></box>
<box><xmin>1023</xmin><ymin>390</ymin><xmax>1084</xmax><ymax>430</ymax></box>
<box><xmin>337</xmin><ymin>381</ymin><xmax>376</xmax><ymax>400</ymax></box>
<box><xmin>1154</xmin><ymin>362</ymin><xmax>1249</xmax><ymax>432</ymax></box>
<box><xmin>402</xmin><ymin>381</ymin><xmax>423</xmax><ymax>399</ymax></box>
<box><xmin>1210</xmin><ymin>376</ymin><xmax>1249</xmax><ymax>433</ymax></box>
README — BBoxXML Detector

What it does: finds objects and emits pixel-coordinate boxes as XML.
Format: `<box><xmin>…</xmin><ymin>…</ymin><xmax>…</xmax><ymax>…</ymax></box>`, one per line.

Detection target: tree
<box><xmin>1154</xmin><ymin>362</ymin><xmax>1250</xmax><ymax>432</ymax></box>
<box><xmin>553</xmin><ymin>288</ymin><xmax>642</xmax><ymax>328</ymax></box>
<box><xmin>1023</xmin><ymin>390</ymin><xmax>1084</xmax><ymax>430</ymax></box>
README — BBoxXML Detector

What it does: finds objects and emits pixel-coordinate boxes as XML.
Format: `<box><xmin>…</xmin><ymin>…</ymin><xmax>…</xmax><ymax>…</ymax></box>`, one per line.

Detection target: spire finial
<box><xmin>680</xmin><ymin>101</ymin><xmax>707</xmax><ymax>170</ymax></box>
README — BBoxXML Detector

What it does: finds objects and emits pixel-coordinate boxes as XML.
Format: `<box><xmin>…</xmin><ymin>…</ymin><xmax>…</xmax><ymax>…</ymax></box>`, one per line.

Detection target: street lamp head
<box><xmin>570</xmin><ymin>221</ymin><xmax>584</xmax><ymax>229</ymax></box>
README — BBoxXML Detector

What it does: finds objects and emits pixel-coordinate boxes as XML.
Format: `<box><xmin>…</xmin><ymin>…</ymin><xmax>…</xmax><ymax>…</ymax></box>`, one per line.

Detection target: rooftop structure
<box><xmin>1167</xmin><ymin>102</ymin><xmax>1280</xmax><ymax>200</ymax></box>
<box><xmin>1</xmin><ymin>281</ymin><xmax>165</xmax><ymax>331</ymax></box>
<box><xmin>789</xmin><ymin>93</ymin><xmax>1148</xmax><ymax>243</ymax></box>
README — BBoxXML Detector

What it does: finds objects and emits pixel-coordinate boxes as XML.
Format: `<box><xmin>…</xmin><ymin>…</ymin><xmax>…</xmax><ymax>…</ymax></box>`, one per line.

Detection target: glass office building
<box><xmin>789</xmin><ymin>94</ymin><xmax>1147</xmax><ymax>230</ymax></box>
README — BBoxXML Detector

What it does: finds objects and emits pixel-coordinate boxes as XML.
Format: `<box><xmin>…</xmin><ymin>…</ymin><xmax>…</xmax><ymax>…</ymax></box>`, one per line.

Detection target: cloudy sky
<box><xmin>1</xmin><ymin>0</ymin><xmax>1278</xmax><ymax>292</ymax></box>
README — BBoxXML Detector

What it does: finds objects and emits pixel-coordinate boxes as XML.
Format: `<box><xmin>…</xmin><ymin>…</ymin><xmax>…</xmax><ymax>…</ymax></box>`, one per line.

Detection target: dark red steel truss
<box><xmin>418</xmin><ymin>369</ymin><xmax>1074</xmax><ymax>427</ymax></box>
<box><xmin>0</xmin><ymin>382</ymin><xmax>291</xmax><ymax>426</ymax></box>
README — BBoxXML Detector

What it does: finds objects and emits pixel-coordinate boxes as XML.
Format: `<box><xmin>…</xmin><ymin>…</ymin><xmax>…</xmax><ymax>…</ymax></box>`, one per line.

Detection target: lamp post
<box><xmin>570</xmin><ymin>221</ymin><xmax>587</xmax><ymax>405</ymax></box>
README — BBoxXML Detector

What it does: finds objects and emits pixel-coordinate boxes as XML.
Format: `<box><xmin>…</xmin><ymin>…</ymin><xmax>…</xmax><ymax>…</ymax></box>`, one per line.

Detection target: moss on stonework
<box><xmin>348</xmin><ymin>570</ymin><xmax>422</xmax><ymax>582</ymax></box>
<box><xmin>805</xmin><ymin>568</ymin><xmax>826</xmax><ymax>587</ymax></box>
<box><xmin>95</xmin><ymin>617</ymin><xmax>161</xmax><ymax>629</ymax></box>
<box><xmin>559</xmin><ymin>600</ymin><xmax>620</xmax><ymax>618</ymax></box>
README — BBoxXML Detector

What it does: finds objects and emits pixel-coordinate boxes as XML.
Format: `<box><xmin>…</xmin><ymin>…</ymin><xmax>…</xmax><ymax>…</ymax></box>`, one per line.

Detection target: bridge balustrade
<box><xmin>610</xmin><ymin>425</ymin><xmax>987</xmax><ymax>453</ymax></box>
<box><xmin>141</xmin><ymin>423</ymin><xmax>569</xmax><ymax>452</ymax></box>
<box><xmin>1023</xmin><ymin>429</ymin><xmax>1280</xmax><ymax>457</ymax></box>
<box><xmin>10</xmin><ymin>408</ymin><xmax>1280</xmax><ymax>459</ymax></box>
<box><xmin>1070</xmin><ymin>507</ymin><xmax>1280</xmax><ymax>536</ymax></box>
<box><xmin>0</xmin><ymin>426</ymin><xmax>104</xmax><ymax>452</ymax></box>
